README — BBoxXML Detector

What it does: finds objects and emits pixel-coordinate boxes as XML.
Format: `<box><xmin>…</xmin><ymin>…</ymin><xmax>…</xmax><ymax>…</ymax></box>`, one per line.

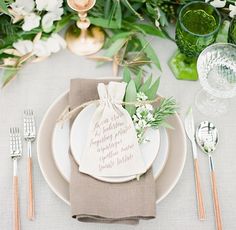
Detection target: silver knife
<box><xmin>185</xmin><ymin>107</ymin><xmax>206</xmax><ymax>220</ymax></box>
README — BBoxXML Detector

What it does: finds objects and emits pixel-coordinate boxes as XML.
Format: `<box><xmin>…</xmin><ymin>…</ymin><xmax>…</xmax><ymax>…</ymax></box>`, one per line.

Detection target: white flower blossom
<box><xmin>132</xmin><ymin>114</ymin><xmax>139</xmax><ymax>122</ymax></box>
<box><xmin>155</xmin><ymin>19</ymin><xmax>160</xmax><ymax>28</ymax></box>
<box><xmin>155</xmin><ymin>7</ymin><xmax>161</xmax><ymax>28</ymax></box>
<box><xmin>46</xmin><ymin>33</ymin><xmax>67</xmax><ymax>53</ymax></box>
<box><xmin>138</xmin><ymin>119</ymin><xmax>147</xmax><ymax>127</ymax></box>
<box><xmin>205</xmin><ymin>0</ymin><xmax>226</xmax><ymax>8</ymax></box>
<box><xmin>229</xmin><ymin>3</ymin><xmax>236</xmax><ymax>18</ymax></box>
<box><xmin>36</xmin><ymin>0</ymin><xmax>63</xmax><ymax>12</ymax></box>
<box><xmin>33</xmin><ymin>40</ymin><xmax>51</xmax><ymax>57</ymax></box>
<box><xmin>137</xmin><ymin>92</ymin><xmax>148</xmax><ymax>101</ymax></box>
<box><xmin>10</xmin><ymin>0</ymin><xmax>35</xmax><ymax>15</ymax></box>
<box><xmin>136</xmin><ymin>105</ymin><xmax>146</xmax><ymax>115</ymax></box>
<box><xmin>132</xmin><ymin>100</ymin><xmax>154</xmax><ymax>143</ymax></box>
<box><xmin>22</xmin><ymin>13</ymin><xmax>41</xmax><ymax>31</ymax></box>
<box><xmin>33</xmin><ymin>34</ymin><xmax>65</xmax><ymax>57</ymax></box>
<box><xmin>42</xmin><ymin>8</ymin><xmax>63</xmax><ymax>32</ymax></box>
<box><xmin>13</xmin><ymin>40</ymin><xmax>33</xmax><ymax>55</ymax></box>
<box><xmin>146</xmin><ymin>113</ymin><xmax>155</xmax><ymax>122</ymax></box>
<box><xmin>145</xmin><ymin>104</ymin><xmax>153</xmax><ymax>111</ymax></box>
<box><xmin>12</xmin><ymin>34</ymin><xmax>66</xmax><ymax>61</ymax></box>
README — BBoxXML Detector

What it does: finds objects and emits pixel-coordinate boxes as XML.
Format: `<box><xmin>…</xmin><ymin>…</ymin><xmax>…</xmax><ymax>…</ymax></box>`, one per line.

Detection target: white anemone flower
<box><xmin>10</xmin><ymin>0</ymin><xmax>35</xmax><ymax>15</ymax></box>
<box><xmin>42</xmin><ymin>8</ymin><xmax>63</xmax><ymax>32</ymax></box>
<box><xmin>33</xmin><ymin>34</ymin><xmax>66</xmax><ymax>57</ymax></box>
<box><xmin>13</xmin><ymin>40</ymin><xmax>33</xmax><ymax>55</ymax></box>
<box><xmin>33</xmin><ymin>40</ymin><xmax>51</xmax><ymax>57</ymax></box>
<box><xmin>13</xmin><ymin>34</ymin><xmax>66</xmax><ymax>59</ymax></box>
<box><xmin>46</xmin><ymin>34</ymin><xmax>67</xmax><ymax>53</ymax></box>
<box><xmin>36</xmin><ymin>0</ymin><xmax>63</xmax><ymax>12</ymax></box>
<box><xmin>22</xmin><ymin>13</ymin><xmax>41</xmax><ymax>31</ymax></box>
<box><xmin>229</xmin><ymin>3</ymin><xmax>236</xmax><ymax>18</ymax></box>
<box><xmin>205</xmin><ymin>0</ymin><xmax>226</xmax><ymax>8</ymax></box>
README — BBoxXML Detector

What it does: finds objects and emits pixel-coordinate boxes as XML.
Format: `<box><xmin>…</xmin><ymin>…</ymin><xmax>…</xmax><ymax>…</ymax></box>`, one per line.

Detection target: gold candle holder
<box><xmin>65</xmin><ymin>0</ymin><xmax>105</xmax><ymax>56</ymax></box>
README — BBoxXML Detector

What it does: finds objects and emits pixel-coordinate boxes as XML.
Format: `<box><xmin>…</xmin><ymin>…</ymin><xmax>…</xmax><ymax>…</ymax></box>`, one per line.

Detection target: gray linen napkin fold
<box><xmin>69</xmin><ymin>78</ymin><xmax>156</xmax><ymax>225</ymax></box>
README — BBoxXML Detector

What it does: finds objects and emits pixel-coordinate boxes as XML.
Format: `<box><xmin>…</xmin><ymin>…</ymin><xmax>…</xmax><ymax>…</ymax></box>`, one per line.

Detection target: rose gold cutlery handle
<box><xmin>194</xmin><ymin>159</ymin><xmax>206</xmax><ymax>220</ymax></box>
<box><xmin>211</xmin><ymin>171</ymin><xmax>222</xmax><ymax>230</ymax></box>
<box><xmin>28</xmin><ymin>157</ymin><xmax>34</xmax><ymax>220</ymax></box>
<box><xmin>13</xmin><ymin>176</ymin><xmax>20</xmax><ymax>230</ymax></box>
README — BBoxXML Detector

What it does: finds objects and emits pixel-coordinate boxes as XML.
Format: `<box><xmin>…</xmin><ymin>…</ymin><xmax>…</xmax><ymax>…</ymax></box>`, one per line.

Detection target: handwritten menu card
<box><xmin>79</xmin><ymin>82</ymin><xmax>146</xmax><ymax>178</ymax></box>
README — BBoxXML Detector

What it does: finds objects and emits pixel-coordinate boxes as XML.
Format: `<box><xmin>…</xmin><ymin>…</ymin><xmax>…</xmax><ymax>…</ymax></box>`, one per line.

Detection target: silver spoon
<box><xmin>196</xmin><ymin>121</ymin><xmax>222</xmax><ymax>230</ymax></box>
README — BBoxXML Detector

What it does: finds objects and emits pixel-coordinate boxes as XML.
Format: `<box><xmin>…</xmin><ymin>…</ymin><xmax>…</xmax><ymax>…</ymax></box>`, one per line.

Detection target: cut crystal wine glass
<box><xmin>195</xmin><ymin>43</ymin><xmax>236</xmax><ymax>116</ymax></box>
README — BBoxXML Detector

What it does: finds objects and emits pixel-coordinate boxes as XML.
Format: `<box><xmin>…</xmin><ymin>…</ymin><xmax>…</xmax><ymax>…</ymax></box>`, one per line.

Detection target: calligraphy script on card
<box><xmin>90</xmin><ymin>113</ymin><xmax>136</xmax><ymax>172</ymax></box>
<box><xmin>79</xmin><ymin>82</ymin><xmax>146</xmax><ymax>178</ymax></box>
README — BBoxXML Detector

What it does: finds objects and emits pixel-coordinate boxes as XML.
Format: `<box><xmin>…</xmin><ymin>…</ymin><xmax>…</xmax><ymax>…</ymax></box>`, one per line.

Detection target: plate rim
<box><xmin>37</xmin><ymin>91</ymin><xmax>187</xmax><ymax>205</ymax></box>
<box><xmin>52</xmin><ymin>119</ymin><xmax>168</xmax><ymax>182</ymax></box>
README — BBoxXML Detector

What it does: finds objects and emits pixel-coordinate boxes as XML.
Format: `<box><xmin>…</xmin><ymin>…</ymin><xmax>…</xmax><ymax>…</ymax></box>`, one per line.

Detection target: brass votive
<box><xmin>65</xmin><ymin>0</ymin><xmax>105</xmax><ymax>56</ymax></box>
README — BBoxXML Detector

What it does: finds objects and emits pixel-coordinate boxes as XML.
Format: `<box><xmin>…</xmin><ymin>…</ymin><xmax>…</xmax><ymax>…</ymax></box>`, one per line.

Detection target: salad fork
<box><xmin>24</xmin><ymin>109</ymin><xmax>36</xmax><ymax>220</ymax></box>
<box><xmin>10</xmin><ymin>127</ymin><xmax>22</xmax><ymax>230</ymax></box>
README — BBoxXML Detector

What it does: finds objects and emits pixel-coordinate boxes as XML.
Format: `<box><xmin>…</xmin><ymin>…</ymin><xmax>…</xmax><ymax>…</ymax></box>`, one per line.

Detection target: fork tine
<box><xmin>9</xmin><ymin>127</ymin><xmax>22</xmax><ymax>157</ymax></box>
<box><xmin>24</xmin><ymin>109</ymin><xmax>36</xmax><ymax>136</ymax></box>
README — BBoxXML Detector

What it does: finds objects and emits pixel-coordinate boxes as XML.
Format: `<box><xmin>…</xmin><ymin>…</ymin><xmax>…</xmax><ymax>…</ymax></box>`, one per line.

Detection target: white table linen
<box><xmin>0</xmin><ymin>35</ymin><xmax>236</xmax><ymax>230</ymax></box>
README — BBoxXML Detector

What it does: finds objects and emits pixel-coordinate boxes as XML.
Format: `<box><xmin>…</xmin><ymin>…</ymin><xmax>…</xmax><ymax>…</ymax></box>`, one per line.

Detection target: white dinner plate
<box><xmin>52</xmin><ymin>105</ymin><xmax>168</xmax><ymax>182</ymax></box>
<box><xmin>38</xmin><ymin>91</ymin><xmax>187</xmax><ymax>205</ymax></box>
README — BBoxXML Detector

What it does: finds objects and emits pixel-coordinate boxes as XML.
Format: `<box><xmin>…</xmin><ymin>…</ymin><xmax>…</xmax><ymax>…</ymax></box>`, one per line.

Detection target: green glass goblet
<box><xmin>169</xmin><ymin>1</ymin><xmax>221</xmax><ymax>81</ymax></box>
<box><xmin>228</xmin><ymin>16</ymin><xmax>236</xmax><ymax>44</ymax></box>
<box><xmin>175</xmin><ymin>1</ymin><xmax>221</xmax><ymax>57</ymax></box>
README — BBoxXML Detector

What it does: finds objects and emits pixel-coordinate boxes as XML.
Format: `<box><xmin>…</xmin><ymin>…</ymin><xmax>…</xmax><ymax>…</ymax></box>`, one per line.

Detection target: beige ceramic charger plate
<box><xmin>37</xmin><ymin>91</ymin><xmax>187</xmax><ymax>205</ymax></box>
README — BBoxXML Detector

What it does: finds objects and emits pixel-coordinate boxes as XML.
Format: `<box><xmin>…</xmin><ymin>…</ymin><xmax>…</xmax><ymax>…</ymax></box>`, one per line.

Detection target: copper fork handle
<box><xmin>13</xmin><ymin>176</ymin><xmax>20</xmax><ymax>230</ymax></box>
<box><xmin>28</xmin><ymin>157</ymin><xmax>34</xmax><ymax>220</ymax></box>
<box><xmin>194</xmin><ymin>159</ymin><xmax>206</xmax><ymax>220</ymax></box>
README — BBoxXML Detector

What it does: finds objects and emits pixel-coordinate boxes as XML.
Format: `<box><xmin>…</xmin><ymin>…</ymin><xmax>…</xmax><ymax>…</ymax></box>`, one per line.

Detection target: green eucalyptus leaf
<box><xmin>54</xmin><ymin>14</ymin><xmax>73</xmax><ymax>33</ymax></box>
<box><xmin>104</xmin><ymin>0</ymin><xmax>112</xmax><ymax>18</ymax></box>
<box><xmin>145</xmin><ymin>2</ymin><xmax>156</xmax><ymax>17</ymax></box>
<box><xmin>123</xmin><ymin>67</ymin><xmax>131</xmax><ymax>83</ymax></box>
<box><xmin>139</xmin><ymin>74</ymin><xmax>152</xmax><ymax>93</ymax></box>
<box><xmin>134</xmin><ymin>70</ymin><xmax>142</xmax><ymax>90</ymax></box>
<box><xmin>0</xmin><ymin>0</ymin><xmax>10</xmax><ymax>15</ymax></box>
<box><xmin>108</xmin><ymin>0</ymin><xmax>118</xmax><ymax>23</ymax></box>
<box><xmin>104</xmin><ymin>38</ymin><xmax>127</xmax><ymax>57</ymax></box>
<box><xmin>125</xmin><ymin>79</ymin><xmax>137</xmax><ymax>116</ymax></box>
<box><xmin>1</xmin><ymin>68</ymin><xmax>18</xmax><ymax>87</ymax></box>
<box><xmin>138</xmin><ymin>35</ymin><xmax>161</xmax><ymax>70</ymax></box>
<box><xmin>108</xmin><ymin>0</ymin><xmax>122</xmax><ymax>28</ymax></box>
<box><xmin>121</xmin><ymin>0</ymin><xmax>143</xmax><ymax>20</ymax></box>
<box><xmin>115</xmin><ymin>0</ymin><xmax>122</xmax><ymax>28</ymax></box>
<box><xmin>89</xmin><ymin>17</ymin><xmax>120</xmax><ymax>29</ymax></box>
<box><xmin>105</xmin><ymin>32</ymin><xmax>133</xmax><ymax>48</ymax></box>
<box><xmin>133</xmin><ymin>24</ymin><xmax>165</xmax><ymax>38</ymax></box>
<box><xmin>145</xmin><ymin>77</ymin><xmax>160</xmax><ymax>100</ymax></box>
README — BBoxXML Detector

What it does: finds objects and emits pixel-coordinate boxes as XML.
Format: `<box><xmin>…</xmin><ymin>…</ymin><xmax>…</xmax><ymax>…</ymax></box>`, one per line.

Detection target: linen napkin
<box><xmin>69</xmin><ymin>78</ymin><xmax>156</xmax><ymax>225</ymax></box>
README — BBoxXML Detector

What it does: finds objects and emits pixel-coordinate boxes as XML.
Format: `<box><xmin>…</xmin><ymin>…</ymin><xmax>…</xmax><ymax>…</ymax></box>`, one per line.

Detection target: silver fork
<box><xmin>24</xmin><ymin>109</ymin><xmax>36</xmax><ymax>220</ymax></box>
<box><xmin>10</xmin><ymin>127</ymin><xmax>22</xmax><ymax>230</ymax></box>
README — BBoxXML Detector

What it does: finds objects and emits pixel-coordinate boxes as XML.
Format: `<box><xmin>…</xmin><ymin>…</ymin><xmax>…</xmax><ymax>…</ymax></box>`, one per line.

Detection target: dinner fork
<box><xmin>24</xmin><ymin>109</ymin><xmax>36</xmax><ymax>220</ymax></box>
<box><xmin>10</xmin><ymin>127</ymin><xmax>22</xmax><ymax>230</ymax></box>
